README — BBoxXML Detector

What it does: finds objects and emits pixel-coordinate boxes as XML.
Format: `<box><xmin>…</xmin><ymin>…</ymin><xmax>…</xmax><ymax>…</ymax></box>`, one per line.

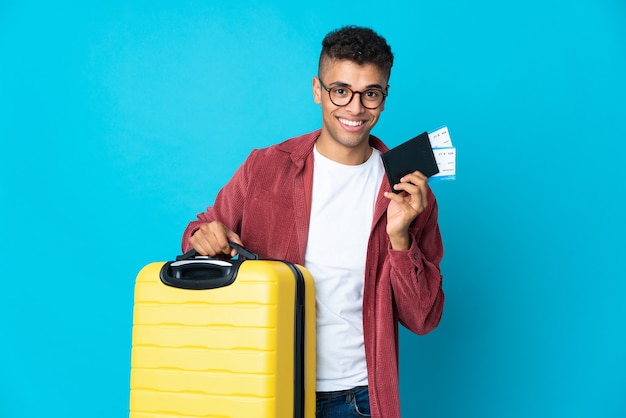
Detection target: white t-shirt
<box><xmin>305</xmin><ymin>144</ymin><xmax>384</xmax><ymax>391</ymax></box>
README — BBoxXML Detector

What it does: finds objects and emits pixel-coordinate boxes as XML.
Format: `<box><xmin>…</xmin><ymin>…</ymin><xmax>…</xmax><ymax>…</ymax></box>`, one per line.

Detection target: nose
<box><xmin>345</xmin><ymin>91</ymin><xmax>365</xmax><ymax>113</ymax></box>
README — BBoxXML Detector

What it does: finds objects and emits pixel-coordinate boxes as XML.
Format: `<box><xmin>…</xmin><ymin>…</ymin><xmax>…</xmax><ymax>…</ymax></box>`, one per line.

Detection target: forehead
<box><xmin>320</xmin><ymin>59</ymin><xmax>388</xmax><ymax>87</ymax></box>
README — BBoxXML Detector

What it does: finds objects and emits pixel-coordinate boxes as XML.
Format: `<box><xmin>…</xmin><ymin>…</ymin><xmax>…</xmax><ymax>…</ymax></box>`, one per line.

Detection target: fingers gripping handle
<box><xmin>177</xmin><ymin>241</ymin><xmax>259</xmax><ymax>261</ymax></box>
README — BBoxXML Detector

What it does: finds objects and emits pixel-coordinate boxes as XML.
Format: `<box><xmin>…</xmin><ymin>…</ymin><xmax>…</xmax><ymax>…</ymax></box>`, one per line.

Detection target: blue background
<box><xmin>1</xmin><ymin>1</ymin><xmax>625</xmax><ymax>417</ymax></box>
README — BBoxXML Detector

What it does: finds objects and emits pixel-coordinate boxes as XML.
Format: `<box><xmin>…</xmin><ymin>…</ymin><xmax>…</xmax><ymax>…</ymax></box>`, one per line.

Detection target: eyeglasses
<box><xmin>317</xmin><ymin>77</ymin><xmax>387</xmax><ymax>109</ymax></box>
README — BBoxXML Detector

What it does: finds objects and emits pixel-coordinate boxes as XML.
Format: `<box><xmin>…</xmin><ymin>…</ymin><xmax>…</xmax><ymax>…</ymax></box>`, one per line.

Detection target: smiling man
<box><xmin>182</xmin><ymin>26</ymin><xmax>445</xmax><ymax>418</ymax></box>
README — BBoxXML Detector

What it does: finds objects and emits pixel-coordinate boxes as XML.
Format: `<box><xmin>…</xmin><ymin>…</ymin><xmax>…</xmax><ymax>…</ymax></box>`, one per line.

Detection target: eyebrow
<box><xmin>328</xmin><ymin>81</ymin><xmax>386</xmax><ymax>90</ymax></box>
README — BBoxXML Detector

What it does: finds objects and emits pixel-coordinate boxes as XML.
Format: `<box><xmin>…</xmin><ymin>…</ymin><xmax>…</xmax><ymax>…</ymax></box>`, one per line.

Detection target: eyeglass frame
<box><xmin>317</xmin><ymin>77</ymin><xmax>388</xmax><ymax>110</ymax></box>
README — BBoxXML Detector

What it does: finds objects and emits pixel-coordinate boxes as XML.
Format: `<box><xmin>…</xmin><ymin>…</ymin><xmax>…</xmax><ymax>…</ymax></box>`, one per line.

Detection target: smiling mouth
<box><xmin>339</xmin><ymin>118</ymin><xmax>364</xmax><ymax>127</ymax></box>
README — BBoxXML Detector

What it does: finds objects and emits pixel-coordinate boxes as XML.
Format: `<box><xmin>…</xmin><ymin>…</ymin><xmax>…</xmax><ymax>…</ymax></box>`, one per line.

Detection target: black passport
<box><xmin>381</xmin><ymin>131</ymin><xmax>439</xmax><ymax>192</ymax></box>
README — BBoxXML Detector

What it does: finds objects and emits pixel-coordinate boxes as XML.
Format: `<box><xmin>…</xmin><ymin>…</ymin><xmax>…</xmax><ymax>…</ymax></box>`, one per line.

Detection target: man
<box><xmin>182</xmin><ymin>25</ymin><xmax>444</xmax><ymax>418</ymax></box>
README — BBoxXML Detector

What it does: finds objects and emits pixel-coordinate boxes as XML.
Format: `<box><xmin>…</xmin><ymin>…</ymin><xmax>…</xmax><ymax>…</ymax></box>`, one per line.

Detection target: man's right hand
<box><xmin>188</xmin><ymin>221</ymin><xmax>243</xmax><ymax>257</ymax></box>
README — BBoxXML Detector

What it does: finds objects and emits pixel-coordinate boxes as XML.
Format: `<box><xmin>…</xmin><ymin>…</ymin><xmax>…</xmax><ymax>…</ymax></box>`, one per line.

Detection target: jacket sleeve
<box><xmin>387</xmin><ymin>195</ymin><xmax>445</xmax><ymax>335</ymax></box>
<box><xmin>181</xmin><ymin>151</ymin><xmax>256</xmax><ymax>253</ymax></box>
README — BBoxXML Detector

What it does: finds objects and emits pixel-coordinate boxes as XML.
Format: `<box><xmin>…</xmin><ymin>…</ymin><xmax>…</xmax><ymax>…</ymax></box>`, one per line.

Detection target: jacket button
<box><xmin>412</xmin><ymin>253</ymin><xmax>418</xmax><ymax>260</ymax></box>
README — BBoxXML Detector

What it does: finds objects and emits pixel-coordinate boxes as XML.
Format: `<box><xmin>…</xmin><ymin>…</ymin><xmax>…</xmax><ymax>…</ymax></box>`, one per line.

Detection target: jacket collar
<box><xmin>277</xmin><ymin>129</ymin><xmax>390</xmax><ymax>167</ymax></box>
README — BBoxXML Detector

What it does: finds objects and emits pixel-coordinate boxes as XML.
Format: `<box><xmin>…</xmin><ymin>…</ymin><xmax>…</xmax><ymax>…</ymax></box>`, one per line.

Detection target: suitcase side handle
<box><xmin>160</xmin><ymin>242</ymin><xmax>259</xmax><ymax>290</ymax></box>
<box><xmin>160</xmin><ymin>259</ymin><xmax>238</xmax><ymax>290</ymax></box>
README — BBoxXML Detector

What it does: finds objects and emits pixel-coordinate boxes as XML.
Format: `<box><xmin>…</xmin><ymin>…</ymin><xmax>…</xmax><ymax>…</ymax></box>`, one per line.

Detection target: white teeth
<box><xmin>339</xmin><ymin>118</ymin><xmax>363</xmax><ymax>127</ymax></box>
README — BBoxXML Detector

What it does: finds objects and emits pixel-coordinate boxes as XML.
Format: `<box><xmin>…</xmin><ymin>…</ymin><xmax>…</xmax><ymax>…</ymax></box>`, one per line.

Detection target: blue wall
<box><xmin>1</xmin><ymin>1</ymin><xmax>625</xmax><ymax>417</ymax></box>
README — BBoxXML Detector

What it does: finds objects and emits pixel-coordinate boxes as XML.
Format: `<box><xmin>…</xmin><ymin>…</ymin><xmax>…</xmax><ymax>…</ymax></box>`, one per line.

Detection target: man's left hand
<box><xmin>384</xmin><ymin>170</ymin><xmax>429</xmax><ymax>250</ymax></box>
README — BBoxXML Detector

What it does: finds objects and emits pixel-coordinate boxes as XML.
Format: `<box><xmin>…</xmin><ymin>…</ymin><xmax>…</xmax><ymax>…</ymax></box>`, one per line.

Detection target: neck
<box><xmin>315</xmin><ymin>137</ymin><xmax>373</xmax><ymax>165</ymax></box>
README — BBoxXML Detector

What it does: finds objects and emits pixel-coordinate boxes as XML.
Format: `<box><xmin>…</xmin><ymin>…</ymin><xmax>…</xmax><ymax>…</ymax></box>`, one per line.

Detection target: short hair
<box><xmin>319</xmin><ymin>26</ymin><xmax>394</xmax><ymax>81</ymax></box>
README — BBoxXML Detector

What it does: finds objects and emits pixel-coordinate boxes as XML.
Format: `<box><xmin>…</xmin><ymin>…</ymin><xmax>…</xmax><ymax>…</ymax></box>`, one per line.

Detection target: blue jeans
<box><xmin>316</xmin><ymin>385</ymin><xmax>371</xmax><ymax>417</ymax></box>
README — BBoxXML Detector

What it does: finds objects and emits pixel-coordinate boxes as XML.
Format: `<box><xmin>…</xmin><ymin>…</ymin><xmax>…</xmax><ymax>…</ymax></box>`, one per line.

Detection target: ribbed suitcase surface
<box><xmin>129</xmin><ymin>260</ymin><xmax>316</xmax><ymax>418</ymax></box>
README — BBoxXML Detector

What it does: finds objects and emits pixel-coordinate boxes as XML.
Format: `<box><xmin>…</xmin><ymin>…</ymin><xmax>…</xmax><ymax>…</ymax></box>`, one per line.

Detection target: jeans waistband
<box><xmin>316</xmin><ymin>385</ymin><xmax>368</xmax><ymax>400</ymax></box>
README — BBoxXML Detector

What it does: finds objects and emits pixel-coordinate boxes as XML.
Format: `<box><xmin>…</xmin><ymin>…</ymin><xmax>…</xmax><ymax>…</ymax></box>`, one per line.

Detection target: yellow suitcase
<box><xmin>129</xmin><ymin>245</ymin><xmax>316</xmax><ymax>418</ymax></box>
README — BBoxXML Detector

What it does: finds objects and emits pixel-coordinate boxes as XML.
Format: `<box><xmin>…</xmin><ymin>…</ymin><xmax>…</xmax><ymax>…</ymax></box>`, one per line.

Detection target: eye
<box><xmin>365</xmin><ymin>90</ymin><xmax>382</xmax><ymax>99</ymax></box>
<box><xmin>332</xmin><ymin>87</ymin><xmax>349</xmax><ymax>97</ymax></box>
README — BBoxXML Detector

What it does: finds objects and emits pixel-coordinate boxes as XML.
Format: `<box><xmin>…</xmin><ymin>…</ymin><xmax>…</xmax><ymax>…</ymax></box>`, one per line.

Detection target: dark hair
<box><xmin>319</xmin><ymin>26</ymin><xmax>394</xmax><ymax>80</ymax></box>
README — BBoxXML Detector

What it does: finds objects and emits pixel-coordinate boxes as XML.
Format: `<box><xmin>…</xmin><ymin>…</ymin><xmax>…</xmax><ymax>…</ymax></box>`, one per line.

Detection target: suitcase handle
<box><xmin>160</xmin><ymin>242</ymin><xmax>258</xmax><ymax>290</ymax></box>
<box><xmin>176</xmin><ymin>241</ymin><xmax>259</xmax><ymax>261</ymax></box>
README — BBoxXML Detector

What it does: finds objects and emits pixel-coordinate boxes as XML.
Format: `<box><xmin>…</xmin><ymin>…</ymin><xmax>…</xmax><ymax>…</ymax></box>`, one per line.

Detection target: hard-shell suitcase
<box><xmin>129</xmin><ymin>244</ymin><xmax>316</xmax><ymax>418</ymax></box>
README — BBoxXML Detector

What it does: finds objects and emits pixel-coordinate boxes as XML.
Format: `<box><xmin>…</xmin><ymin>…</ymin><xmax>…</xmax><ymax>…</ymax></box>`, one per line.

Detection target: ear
<box><xmin>312</xmin><ymin>77</ymin><xmax>322</xmax><ymax>104</ymax></box>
